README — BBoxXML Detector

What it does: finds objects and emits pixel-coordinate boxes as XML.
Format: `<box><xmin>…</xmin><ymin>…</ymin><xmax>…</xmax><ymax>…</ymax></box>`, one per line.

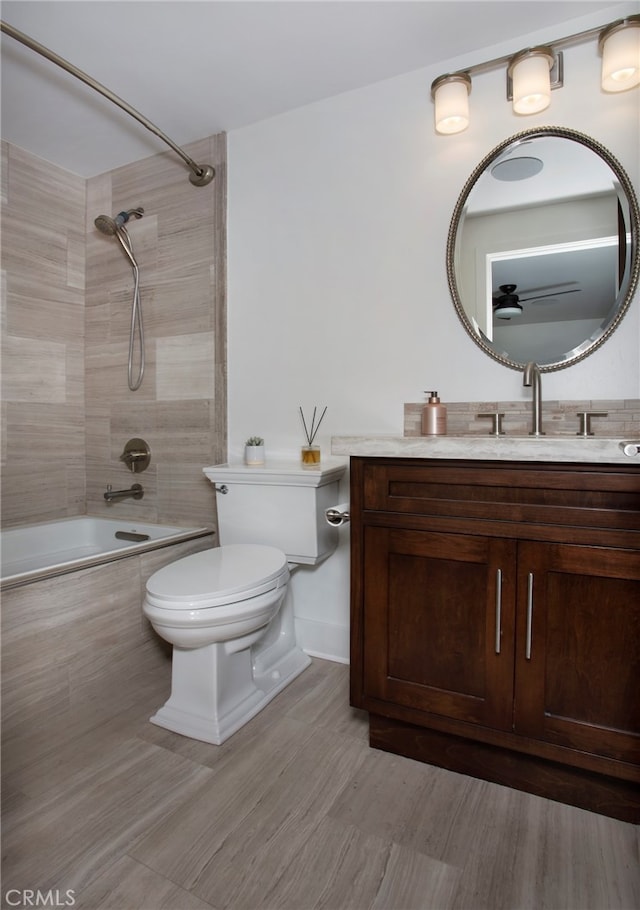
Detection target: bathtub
<box><xmin>1</xmin><ymin>516</ymin><xmax>214</xmax><ymax>589</ymax></box>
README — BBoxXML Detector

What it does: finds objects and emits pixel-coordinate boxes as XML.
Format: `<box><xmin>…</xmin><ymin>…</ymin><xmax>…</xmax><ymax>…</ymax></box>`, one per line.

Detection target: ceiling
<box><xmin>0</xmin><ymin>1</ymin><xmax>630</xmax><ymax>177</ymax></box>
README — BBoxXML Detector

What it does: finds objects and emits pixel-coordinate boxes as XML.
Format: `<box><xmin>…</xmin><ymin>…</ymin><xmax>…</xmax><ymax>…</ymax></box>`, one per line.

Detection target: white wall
<box><xmin>227</xmin><ymin>4</ymin><xmax>640</xmax><ymax>661</ymax></box>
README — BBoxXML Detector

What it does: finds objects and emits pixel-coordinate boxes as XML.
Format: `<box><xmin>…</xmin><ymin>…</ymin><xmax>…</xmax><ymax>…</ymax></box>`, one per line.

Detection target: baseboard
<box><xmin>294</xmin><ymin>617</ymin><xmax>349</xmax><ymax>664</ymax></box>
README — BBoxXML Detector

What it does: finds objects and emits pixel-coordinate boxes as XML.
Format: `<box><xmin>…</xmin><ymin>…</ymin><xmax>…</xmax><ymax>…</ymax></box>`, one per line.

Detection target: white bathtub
<box><xmin>1</xmin><ymin>516</ymin><xmax>214</xmax><ymax>589</ymax></box>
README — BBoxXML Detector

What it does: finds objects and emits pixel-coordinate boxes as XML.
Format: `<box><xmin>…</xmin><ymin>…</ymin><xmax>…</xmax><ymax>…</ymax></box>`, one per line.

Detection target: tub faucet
<box><xmin>523</xmin><ymin>361</ymin><xmax>545</xmax><ymax>436</ymax></box>
<box><xmin>104</xmin><ymin>483</ymin><xmax>144</xmax><ymax>502</ymax></box>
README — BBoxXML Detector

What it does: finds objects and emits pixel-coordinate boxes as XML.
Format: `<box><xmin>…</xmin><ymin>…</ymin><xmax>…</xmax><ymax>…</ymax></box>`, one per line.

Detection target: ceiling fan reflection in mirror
<box><xmin>492</xmin><ymin>283</ymin><xmax>580</xmax><ymax>319</ymax></box>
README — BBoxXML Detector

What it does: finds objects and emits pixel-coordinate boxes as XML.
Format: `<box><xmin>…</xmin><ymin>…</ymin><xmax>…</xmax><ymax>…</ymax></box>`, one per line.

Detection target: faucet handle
<box><xmin>119</xmin><ymin>437</ymin><xmax>151</xmax><ymax>473</ymax></box>
<box><xmin>477</xmin><ymin>412</ymin><xmax>505</xmax><ymax>436</ymax></box>
<box><xmin>576</xmin><ymin>411</ymin><xmax>608</xmax><ymax>437</ymax></box>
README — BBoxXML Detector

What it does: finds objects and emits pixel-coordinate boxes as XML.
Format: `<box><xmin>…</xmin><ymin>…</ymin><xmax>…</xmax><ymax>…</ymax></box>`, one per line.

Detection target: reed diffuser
<box><xmin>299</xmin><ymin>405</ymin><xmax>327</xmax><ymax>467</ymax></box>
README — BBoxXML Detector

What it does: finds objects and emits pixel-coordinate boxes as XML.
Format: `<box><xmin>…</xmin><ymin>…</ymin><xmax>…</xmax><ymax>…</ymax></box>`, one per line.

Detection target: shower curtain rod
<box><xmin>0</xmin><ymin>20</ymin><xmax>215</xmax><ymax>186</ymax></box>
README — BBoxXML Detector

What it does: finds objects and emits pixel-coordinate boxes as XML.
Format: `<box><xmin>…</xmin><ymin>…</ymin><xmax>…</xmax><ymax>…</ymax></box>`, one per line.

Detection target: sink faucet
<box><xmin>523</xmin><ymin>362</ymin><xmax>545</xmax><ymax>436</ymax></box>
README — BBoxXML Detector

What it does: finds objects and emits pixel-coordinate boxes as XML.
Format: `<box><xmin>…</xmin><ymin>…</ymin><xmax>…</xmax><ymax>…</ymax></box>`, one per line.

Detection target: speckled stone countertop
<box><xmin>331</xmin><ymin>435</ymin><xmax>639</xmax><ymax>465</ymax></box>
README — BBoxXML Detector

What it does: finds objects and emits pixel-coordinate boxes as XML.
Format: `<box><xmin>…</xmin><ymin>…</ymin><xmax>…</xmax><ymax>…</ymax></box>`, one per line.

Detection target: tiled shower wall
<box><xmin>1</xmin><ymin>142</ymin><xmax>87</xmax><ymax>527</ymax></box>
<box><xmin>85</xmin><ymin>135</ymin><xmax>227</xmax><ymax>528</ymax></box>
<box><xmin>1</xmin><ymin>134</ymin><xmax>227</xmax><ymax>530</ymax></box>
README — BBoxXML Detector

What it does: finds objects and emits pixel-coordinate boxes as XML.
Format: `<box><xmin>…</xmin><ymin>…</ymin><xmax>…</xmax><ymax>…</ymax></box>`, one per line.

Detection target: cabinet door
<box><xmin>514</xmin><ymin>541</ymin><xmax>640</xmax><ymax>764</ymax></box>
<box><xmin>363</xmin><ymin>526</ymin><xmax>516</xmax><ymax>729</ymax></box>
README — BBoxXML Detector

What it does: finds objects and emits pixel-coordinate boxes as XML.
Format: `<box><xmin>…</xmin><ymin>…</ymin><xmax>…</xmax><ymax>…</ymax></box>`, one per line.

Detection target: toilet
<box><xmin>143</xmin><ymin>459</ymin><xmax>346</xmax><ymax>744</ymax></box>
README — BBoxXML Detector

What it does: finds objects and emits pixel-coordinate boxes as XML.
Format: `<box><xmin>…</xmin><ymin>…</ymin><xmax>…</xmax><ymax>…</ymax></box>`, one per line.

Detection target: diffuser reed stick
<box><xmin>299</xmin><ymin>405</ymin><xmax>327</xmax><ymax>466</ymax></box>
<box><xmin>299</xmin><ymin>405</ymin><xmax>327</xmax><ymax>446</ymax></box>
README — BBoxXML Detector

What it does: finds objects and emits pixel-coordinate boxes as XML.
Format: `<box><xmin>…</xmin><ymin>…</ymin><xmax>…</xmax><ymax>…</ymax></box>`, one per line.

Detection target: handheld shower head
<box><xmin>94</xmin><ymin>214</ymin><xmax>118</xmax><ymax>236</ymax></box>
<box><xmin>94</xmin><ymin>207</ymin><xmax>144</xmax><ymax>235</ymax></box>
<box><xmin>95</xmin><ymin>205</ymin><xmax>146</xmax><ymax>392</ymax></box>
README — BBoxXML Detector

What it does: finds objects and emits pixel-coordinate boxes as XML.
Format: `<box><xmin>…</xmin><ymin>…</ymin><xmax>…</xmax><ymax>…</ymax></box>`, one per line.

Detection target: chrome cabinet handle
<box><xmin>495</xmin><ymin>568</ymin><xmax>502</xmax><ymax>654</ymax></box>
<box><xmin>525</xmin><ymin>572</ymin><xmax>534</xmax><ymax>660</ymax></box>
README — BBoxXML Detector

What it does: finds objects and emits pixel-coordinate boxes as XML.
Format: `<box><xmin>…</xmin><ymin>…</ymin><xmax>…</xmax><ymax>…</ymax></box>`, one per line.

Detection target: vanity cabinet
<box><xmin>350</xmin><ymin>457</ymin><xmax>640</xmax><ymax>821</ymax></box>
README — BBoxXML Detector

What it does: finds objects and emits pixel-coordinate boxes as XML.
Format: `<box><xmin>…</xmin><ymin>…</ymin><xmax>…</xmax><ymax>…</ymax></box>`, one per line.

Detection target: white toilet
<box><xmin>143</xmin><ymin>459</ymin><xmax>346</xmax><ymax>744</ymax></box>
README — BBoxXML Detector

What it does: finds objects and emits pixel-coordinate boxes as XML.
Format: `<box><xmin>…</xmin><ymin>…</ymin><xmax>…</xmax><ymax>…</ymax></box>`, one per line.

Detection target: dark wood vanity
<box><xmin>349</xmin><ymin>456</ymin><xmax>640</xmax><ymax>822</ymax></box>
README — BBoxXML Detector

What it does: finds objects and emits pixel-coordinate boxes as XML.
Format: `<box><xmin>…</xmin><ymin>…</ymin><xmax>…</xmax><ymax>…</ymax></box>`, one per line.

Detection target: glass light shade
<box><xmin>494</xmin><ymin>303</ymin><xmax>522</xmax><ymax>319</ymax></box>
<box><xmin>510</xmin><ymin>50</ymin><xmax>553</xmax><ymax>114</ymax></box>
<box><xmin>432</xmin><ymin>75</ymin><xmax>471</xmax><ymax>135</ymax></box>
<box><xmin>600</xmin><ymin>21</ymin><xmax>640</xmax><ymax>92</ymax></box>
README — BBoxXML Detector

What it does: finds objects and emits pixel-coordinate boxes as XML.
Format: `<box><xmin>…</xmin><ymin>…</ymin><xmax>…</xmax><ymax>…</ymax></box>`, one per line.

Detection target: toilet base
<box><xmin>150</xmin><ymin>639</ymin><xmax>311</xmax><ymax>745</ymax></box>
<box><xmin>253</xmin><ymin>644</ymin><xmax>311</xmax><ymax>703</ymax></box>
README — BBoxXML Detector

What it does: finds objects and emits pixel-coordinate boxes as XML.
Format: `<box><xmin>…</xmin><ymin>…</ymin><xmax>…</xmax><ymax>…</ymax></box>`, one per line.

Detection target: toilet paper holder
<box><xmin>325</xmin><ymin>504</ymin><xmax>350</xmax><ymax>527</ymax></box>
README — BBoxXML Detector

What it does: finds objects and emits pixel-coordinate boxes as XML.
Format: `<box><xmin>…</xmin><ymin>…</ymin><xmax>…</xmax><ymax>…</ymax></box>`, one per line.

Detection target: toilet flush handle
<box><xmin>215</xmin><ymin>484</ymin><xmax>228</xmax><ymax>494</ymax></box>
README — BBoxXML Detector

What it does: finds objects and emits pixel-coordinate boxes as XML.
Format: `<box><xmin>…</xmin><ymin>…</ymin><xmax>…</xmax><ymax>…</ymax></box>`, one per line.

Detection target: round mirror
<box><xmin>447</xmin><ymin>127</ymin><xmax>639</xmax><ymax>371</ymax></box>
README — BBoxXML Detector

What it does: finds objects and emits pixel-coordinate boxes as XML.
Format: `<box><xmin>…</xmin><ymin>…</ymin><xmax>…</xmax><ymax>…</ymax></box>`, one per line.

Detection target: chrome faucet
<box><xmin>523</xmin><ymin>362</ymin><xmax>545</xmax><ymax>436</ymax></box>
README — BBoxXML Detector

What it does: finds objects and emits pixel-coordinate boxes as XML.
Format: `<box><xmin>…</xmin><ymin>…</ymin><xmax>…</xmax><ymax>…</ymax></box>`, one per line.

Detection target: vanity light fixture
<box><xmin>600</xmin><ymin>17</ymin><xmax>640</xmax><ymax>91</ymax></box>
<box><xmin>431</xmin><ymin>73</ymin><xmax>471</xmax><ymax>135</ymax></box>
<box><xmin>508</xmin><ymin>47</ymin><xmax>555</xmax><ymax>115</ymax></box>
<box><xmin>430</xmin><ymin>14</ymin><xmax>640</xmax><ymax>135</ymax></box>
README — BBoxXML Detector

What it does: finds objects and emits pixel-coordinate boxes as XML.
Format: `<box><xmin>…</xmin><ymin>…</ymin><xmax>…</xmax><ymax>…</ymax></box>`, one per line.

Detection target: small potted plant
<box><xmin>245</xmin><ymin>436</ymin><xmax>265</xmax><ymax>465</ymax></box>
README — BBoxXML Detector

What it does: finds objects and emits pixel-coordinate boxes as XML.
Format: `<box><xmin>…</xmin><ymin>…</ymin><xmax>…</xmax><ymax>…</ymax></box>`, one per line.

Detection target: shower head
<box><xmin>94</xmin><ymin>207</ymin><xmax>144</xmax><ymax>236</ymax></box>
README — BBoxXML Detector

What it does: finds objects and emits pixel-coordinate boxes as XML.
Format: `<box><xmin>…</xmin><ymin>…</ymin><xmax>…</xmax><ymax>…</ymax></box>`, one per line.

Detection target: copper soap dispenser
<box><xmin>421</xmin><ymin>391</ymin><xmax>448</xmax><ymax>436</ymax></box>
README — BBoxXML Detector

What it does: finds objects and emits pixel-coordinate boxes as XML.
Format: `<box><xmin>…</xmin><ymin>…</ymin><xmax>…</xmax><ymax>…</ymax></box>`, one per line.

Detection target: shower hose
<box><xmin>115</xmin><ymin>226</ymin><xmax>145</xmax><ymax>392</ymax></box>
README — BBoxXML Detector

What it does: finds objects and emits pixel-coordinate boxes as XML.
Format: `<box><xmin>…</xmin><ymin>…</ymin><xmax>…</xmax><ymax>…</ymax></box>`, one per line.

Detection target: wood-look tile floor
<box><xmin>2</xmin><ymin>657</ymin><xmax>639</xmax><ymax>910</ymax></box>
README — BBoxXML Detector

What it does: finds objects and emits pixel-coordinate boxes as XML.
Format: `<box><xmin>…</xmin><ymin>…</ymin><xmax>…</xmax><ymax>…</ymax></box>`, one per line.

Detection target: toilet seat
<box><xmin>145</xmin><ymin>544</ymin><xmax>289</xmax><ymax>610</ymax></box>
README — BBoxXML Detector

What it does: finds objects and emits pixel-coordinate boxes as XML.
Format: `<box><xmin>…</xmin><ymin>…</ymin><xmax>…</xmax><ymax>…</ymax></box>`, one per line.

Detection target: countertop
<box><xmin>331</xmin><ymin>435</ymin><xmax>639</xmax><ymax>465</ymax></box>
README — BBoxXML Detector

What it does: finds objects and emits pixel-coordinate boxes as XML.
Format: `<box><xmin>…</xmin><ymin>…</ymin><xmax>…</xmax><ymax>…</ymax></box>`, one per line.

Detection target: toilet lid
<box><xmin>146</xmin><ymin>544</ymin><xmax>289</xmax><ymax>606</ymax></box>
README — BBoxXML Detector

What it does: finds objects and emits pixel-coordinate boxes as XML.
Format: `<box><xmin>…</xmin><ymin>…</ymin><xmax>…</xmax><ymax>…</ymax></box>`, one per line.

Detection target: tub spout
<box><xmin>523</xmin><ymin>361</ymin><xmax>545</xmax><ymax>436</ymax></box>
<box><xmin>104</xmin><ymin>483</ymin><xmax>144</xmax><ymax>502</ymax></box>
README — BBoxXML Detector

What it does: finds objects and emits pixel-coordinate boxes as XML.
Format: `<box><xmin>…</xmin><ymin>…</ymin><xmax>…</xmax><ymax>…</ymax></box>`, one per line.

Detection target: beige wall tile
<box><xmin>6</xmin><ymin>279</ymin><xmax>84</xmax><ymax>342</ymax></box>
<box><xmin>2</xmin><ymin>335</ymin><xmax>67</xmax><ymax>402</ymax></box>
<box><xmin>156</xmin><ymin>332</ymin><xmax>215</xmax><ymax>400</ymax></box>
<box><xmin>1</xmin><ymin>268</ymin><xmax>7</xmax><ymax>334</ymax></box>
<box><xmin>0</xmin><ymin>465</ymin><xmax>81</xmax><ymax>527</ymax></box>
<box><xmin>1</xmin><ymin>141</ymin><xmax>8</xmax><ymax>203</ymax></box>
<box><xmin>67</xmin><ymin>232</ymin><xmax>85</xmax><ymax>290</ymax></box>
<box><xmin>1</xmin><ymin>146</ymin><xmax>86</xmax><ymax>525</ymax></box>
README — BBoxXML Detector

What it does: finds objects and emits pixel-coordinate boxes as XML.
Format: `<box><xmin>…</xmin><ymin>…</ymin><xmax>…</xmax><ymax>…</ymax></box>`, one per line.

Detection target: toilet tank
<box><xmin>203</xmin><ymin>460</ymin><xmax>347</xmax><ymax>565</ymax></box>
